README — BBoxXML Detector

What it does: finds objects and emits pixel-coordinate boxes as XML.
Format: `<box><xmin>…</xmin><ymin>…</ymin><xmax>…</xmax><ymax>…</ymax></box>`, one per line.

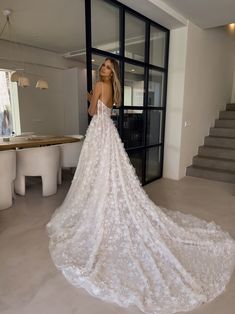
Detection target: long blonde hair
<box><xmin>98</xmin><ymin>58</ymin><xmax>122</xmax><ymax>107</ymax></box>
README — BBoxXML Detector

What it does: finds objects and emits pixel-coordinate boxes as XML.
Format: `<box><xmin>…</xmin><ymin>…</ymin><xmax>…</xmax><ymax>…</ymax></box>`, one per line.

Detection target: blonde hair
<box><xmin>98</xmin><ymin>58</ymin><xmax>122</xmax><ymax>107</ymax></box>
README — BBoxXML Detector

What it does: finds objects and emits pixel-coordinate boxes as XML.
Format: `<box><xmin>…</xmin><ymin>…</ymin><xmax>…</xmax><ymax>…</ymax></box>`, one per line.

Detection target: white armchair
<box><xmin>0</xmin><ymin>150</ymin><xmax>16</xmax><ymax>210</ymax></box>
<box><xmin>57</xmin><ymin>138</ymin><xmax>84</xmax><ymax>184</ymax></box>
<box><xmin>15</xmin><ymin>145</ymin><xmax>60</xmax><ymax>197</ymax></box>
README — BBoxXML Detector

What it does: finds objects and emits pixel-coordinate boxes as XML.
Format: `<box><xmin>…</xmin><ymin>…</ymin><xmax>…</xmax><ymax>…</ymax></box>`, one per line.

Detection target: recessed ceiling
<box><xmin>160</xmin><ymin>0</ymin><xmax>235</xmax><ymax>29</ymax></box>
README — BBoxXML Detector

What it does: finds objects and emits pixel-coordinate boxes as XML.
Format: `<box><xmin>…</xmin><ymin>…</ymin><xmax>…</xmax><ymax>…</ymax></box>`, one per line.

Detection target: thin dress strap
<box><xmin>101</xmin><ymin>81</ymin><xmax>103</xmax><ymax>115</ymax></box>
<box><xmin>101</xmin><ymin>81</ymin><xmax>103</xmax><ymax>99</ymax></box>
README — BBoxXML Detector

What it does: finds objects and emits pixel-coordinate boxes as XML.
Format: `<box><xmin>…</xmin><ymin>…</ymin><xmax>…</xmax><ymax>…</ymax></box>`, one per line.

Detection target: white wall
<box><xmin>164</xmin><ymin>22</ymin><xmax>235</xmax><ymax>179</ymax></box>
<box><xmin>18</xmin><ymin>65</ymin><xmax>86</xmax><ymax>135</ymax></box>
<box><xmin>0</xmin><ymin>40</ymin><xmax>79</xmax><ymax>70</ymax></box>
<box><xmin>17</xmin><ymin>66</ymin><xmax>64</xmax><ymax>135</ymax></box>
<box><xmin>179</xmin><ymin>23</ymin><xmax>235</xmax><ymax>178</ymax></box>
<box><xmin>0</xmin><ymin>40</ymin><xmax>87</xmax><ymax>136</ymax></box>
<box><xmin>231</xmin><ymin>60</ymin><xmax>235</xmax><ymax>102</ymax></box>
<box><xmin>163</xmin><ymin>26</ymin><xmax>188</xmax><ymax>179</ymax></box>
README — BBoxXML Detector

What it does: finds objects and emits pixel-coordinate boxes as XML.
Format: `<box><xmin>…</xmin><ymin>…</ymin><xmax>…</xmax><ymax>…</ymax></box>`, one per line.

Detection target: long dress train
<box><xmin>47</xmin><ymin>99</ymin><xmax>235</xmax><ymax>314</ymax></box>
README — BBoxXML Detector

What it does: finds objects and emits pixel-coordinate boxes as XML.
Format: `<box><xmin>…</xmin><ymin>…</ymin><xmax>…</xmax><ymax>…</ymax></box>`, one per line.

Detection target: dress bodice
<box><xmin>97</xmin><ymin>99</ymin><xmax>112</xmax><ymax>117</ymax></box>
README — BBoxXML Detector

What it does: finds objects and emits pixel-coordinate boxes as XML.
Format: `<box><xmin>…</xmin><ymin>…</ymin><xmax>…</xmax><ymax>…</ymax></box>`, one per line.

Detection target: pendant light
<box><xmin>36</xmin><ymin>79</ymin><xmax>48</xmax><ymax>89</ymax></box>
<box><xmin>18</xmin><ymin>75</ymin><xmax>30</xmax><ymax>87</ymax></box>
<box><xmin>10</xmin><ymin>71</ymin><xmax>20</xmax><ymax>82</ymax></box>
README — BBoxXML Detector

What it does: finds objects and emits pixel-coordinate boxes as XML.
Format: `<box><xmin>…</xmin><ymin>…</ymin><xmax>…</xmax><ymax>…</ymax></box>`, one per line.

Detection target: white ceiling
<box><xmin>118</xmin><ymin>0</ymin><xmax>186</xmax><ymax>29</ymax></box>
<box><xmin>0</xmin><ymin>0</ymin><xmax>86</xmax><ymax>53</ymax></box>
<box><xmin>0</xmin><ymin>0</ymin><xmax>234</xmax><ymax>57</ymax></box>
<box><xmin>160</xmin><ymin>0</ymin><xmax>235</xmax><ymax>29</ymax></box>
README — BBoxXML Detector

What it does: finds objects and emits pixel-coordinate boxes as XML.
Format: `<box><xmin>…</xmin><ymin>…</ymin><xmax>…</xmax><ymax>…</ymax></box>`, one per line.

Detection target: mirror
<box><xmin>0</xmin><ymin>0</ymin><xmax>87</xmax><ymax>137</ymax></box>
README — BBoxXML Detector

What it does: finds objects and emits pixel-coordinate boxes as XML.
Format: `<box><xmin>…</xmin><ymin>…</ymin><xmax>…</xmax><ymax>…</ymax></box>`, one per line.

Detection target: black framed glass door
<box><xmin>85</xmin><ymin>0</ymin><xmax>169</xmax><ymax>185</ymax></box>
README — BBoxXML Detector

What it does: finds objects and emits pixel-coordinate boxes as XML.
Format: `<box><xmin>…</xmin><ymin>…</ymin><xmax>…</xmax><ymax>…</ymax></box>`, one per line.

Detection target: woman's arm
<box><xmin>87</xmin><ymin>90</ymin><xmax>93</xmax><ymax>103</ymax></box>
<box><xmin>88</xmin><ymin>82</ymin><xmax>102</xmax><ymax>116</ymax></box>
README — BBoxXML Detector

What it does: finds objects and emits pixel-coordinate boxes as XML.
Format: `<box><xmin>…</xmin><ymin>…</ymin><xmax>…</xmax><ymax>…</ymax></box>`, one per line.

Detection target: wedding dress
<box><xmin>47</xmin><ymin>98</ymin><xmax>235</xmax><ymax>314</ymax></box>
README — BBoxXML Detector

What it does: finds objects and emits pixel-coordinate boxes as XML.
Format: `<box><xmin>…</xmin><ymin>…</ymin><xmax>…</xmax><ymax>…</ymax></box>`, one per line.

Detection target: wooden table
<box><xmin>0</xmin><ymin>135</ymin><xmax>81</xmax><ymax>151</ymax></box>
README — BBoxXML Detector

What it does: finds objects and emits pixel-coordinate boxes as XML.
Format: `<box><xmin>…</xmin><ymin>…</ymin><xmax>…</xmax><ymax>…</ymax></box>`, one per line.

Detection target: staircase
<box><xmin>186</xmin><ymin>103</ymin><xmax>235</xmax><ymax>183</ymax></box>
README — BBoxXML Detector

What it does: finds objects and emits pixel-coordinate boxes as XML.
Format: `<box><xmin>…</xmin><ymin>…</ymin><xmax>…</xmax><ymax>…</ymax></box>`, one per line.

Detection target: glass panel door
<box><xmin>91</xmin><ymin>0</ymin><xmax>120</xmax><ymax>54</ymax></box>
<box><xmin>87</xmin><ymin>0</ymin><xmax>169</xmax><ymax>185</ymax></box>
<box><xmin>125</xmin><ymin>13</ymin><xmax>145</xmax><ymax>62</ymax></box>
<box><xmin>149</xmin><ymin>25</ymin><xmax>166</xmax><ymax>67</ymax></box>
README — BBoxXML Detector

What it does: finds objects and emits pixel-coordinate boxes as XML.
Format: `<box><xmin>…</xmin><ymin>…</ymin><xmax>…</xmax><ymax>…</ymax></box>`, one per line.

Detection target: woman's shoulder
<box><xmin>95</xmin><ymin>81</ymin><xmax>112</xmax><ymax>92</ymax></box>
<box><xmin>94</xmin><ymin>81</ymin><xmax>102</xmax><ymax>89</ymax></box>
<box><xmin>92</xmin><ymin>81</ymin><xmax>102</xmax><ymax>96</ymax></box>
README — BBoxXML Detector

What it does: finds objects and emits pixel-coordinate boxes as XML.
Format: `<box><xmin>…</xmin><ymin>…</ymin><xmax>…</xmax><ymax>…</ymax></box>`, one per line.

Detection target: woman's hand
<box><xmin>88</xmin><ymin>106</ymin><xmax>97</xmax><ymax>116</ymax></box>
<box><xmin>87</xmin><ymin>90</ymin><xmax>93</xmax><ymax>103</ymax></box>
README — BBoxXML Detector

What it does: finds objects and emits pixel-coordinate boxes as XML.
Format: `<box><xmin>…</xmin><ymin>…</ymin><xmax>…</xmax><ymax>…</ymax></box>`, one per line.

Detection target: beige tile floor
<box><xmin>0</xmin><ymin>174</ymin><xmax>234</xmax><ymax>314</ymax></box>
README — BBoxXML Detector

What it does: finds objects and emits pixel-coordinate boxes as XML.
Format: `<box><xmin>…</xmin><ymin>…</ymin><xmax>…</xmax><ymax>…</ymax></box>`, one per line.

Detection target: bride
<box><xmin>47</xmin><ymin>58</ymin><xmax>235</xmax><ymax>314</ymax></box>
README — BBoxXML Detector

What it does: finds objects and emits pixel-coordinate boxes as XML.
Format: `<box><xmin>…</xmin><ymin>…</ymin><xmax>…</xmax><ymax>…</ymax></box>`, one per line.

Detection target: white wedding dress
<box><xmin>47</xmin><ymin>99</ymin><xmax>235</xmax><ymax>314</ymax></box>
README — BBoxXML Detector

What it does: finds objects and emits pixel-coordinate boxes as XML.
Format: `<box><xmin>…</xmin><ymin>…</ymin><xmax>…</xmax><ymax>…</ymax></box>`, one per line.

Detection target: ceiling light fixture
<box><xmin>228</xmin><ymin>23</ymin><xmax>235</xmax><ymax>32</ymax></box>
<box><xmin>36</xmin><ymin>79</ymin><xmax>49</xmax><ymax>90</ymax></box>
<box><xmin>1</xmin><ymin>9</ymin><xmax>31</xmax><ymax>86</ymax></box>
<box><xmin>18</xmin><ymin>75</ymin><xmax>30</xmax><ymax>88</ymax></box>
<box><xmin>10</xmin><ymin>71</ymin><xmax>20</xmax><ymax>82</ymax></box>
<box><xmin>2</xmin><ymin>9</ymin><xmax>12</xmax><ymax>17</ymax></box>
<box><xmin>1</xmin><ymin>9</ymin><xmax>48</xmax><ymax>90</ymax></box>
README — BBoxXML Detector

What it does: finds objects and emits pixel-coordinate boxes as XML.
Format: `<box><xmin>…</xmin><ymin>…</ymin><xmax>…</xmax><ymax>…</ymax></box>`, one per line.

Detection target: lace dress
<box><xmin>47</xmin><ymin>99</ymin><xmax>235</xmax><ymax>314</ymax></box>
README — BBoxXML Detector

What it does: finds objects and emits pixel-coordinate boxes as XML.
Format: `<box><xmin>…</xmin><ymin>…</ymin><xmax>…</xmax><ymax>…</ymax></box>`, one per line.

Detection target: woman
<box><xmin>47</xmin><ymin>58</ymin><xmax>235</xmax><ymax>314</ymax></box>
<box><xmin>87</xmin><ymin>58</ymin><xmax>121</xmax><ymax>116</ymax></box>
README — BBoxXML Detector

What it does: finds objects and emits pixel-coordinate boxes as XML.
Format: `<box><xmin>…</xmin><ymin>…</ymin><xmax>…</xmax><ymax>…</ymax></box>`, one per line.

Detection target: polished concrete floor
<box><xmin>0</xmin><ymin>173</ymin><xmax>234</xmax><ymax>314</ymax></box>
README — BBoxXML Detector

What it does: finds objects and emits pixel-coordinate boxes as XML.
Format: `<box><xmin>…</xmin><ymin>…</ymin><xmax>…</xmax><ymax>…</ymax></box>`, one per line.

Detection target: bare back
<box><xmin>99</xmin><ymin>81</ymin><xmax>113</xmax><ymax>109</ymax></box>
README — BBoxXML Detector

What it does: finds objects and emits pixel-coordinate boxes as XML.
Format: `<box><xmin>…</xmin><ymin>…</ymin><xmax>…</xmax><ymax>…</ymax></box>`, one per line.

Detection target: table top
<box><xmin>0</xmin><ymin>135</ymin><xmax>81</xmax><ymax>151</ymax></box>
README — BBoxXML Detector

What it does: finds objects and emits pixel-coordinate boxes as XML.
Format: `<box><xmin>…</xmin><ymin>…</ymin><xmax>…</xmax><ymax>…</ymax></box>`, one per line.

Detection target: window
<box><xmin>86</xmin><ymin>0</ymin><xmax>169</xmax><ymax>184</ymax></box>
<box><xmin>0</xmin><ymin>70</ymin><xmax>21</xmax><ymax>136</ymax></box>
